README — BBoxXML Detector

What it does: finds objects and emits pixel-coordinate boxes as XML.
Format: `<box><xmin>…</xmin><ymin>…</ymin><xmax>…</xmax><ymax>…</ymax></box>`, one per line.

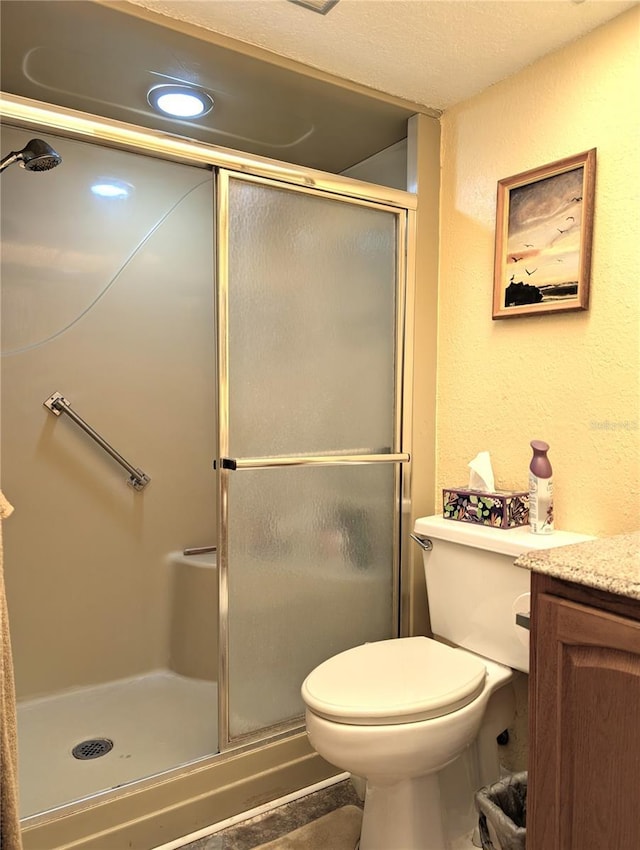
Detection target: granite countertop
<box><xmin>515</xmin><ymin>532</ymin><xmax>640</xmax><ymax>600</ymax></box>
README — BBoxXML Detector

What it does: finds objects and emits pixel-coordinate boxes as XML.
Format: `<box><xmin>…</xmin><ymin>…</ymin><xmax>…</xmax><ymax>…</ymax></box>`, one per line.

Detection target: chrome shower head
<box><xmin>0</xmin><ymin>138</ymin><xmax>62</xmax><ymax>173</ymax></box>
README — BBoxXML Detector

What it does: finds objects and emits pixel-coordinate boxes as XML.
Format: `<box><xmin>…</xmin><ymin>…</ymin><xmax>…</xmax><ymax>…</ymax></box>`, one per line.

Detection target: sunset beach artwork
<box><xmin>493</xmin><ymin>150</ymin><xmax>596</xmax><ymax>319</ymax></box>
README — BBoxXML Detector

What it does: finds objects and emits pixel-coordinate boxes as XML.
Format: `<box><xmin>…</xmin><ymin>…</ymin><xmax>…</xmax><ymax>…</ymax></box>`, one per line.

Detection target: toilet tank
<box><xmin>413</xmin><ymin>515</ymin><xmax>594</xmax><ymax>673</ymax></box>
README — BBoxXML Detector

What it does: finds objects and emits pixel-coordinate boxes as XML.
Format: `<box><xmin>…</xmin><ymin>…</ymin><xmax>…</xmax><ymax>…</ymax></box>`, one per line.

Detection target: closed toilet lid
<box><xmin>301</xmin><ymin>637</ymin><xmax>486</xmax><ymax>725</ymax></box>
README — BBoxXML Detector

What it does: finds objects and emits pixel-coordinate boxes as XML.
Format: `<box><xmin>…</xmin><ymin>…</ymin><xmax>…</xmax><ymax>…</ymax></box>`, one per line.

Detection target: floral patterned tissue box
<box><xmin>443</xmin><ymin>488</ymin><xmax>529</xmax><ymax>529</ymax></box>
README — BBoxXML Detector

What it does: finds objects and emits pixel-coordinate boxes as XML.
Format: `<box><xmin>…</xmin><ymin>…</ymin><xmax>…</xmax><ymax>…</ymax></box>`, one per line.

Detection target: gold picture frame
<box><xmin>492</xmin><ymin>149</ymin><xmax>596</xmax><ymax>319</ymax></box>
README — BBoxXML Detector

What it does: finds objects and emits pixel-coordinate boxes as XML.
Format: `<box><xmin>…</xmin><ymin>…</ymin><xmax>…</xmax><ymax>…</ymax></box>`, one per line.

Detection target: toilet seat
<box><xmin>301</xmin><ymin>636</ymin><xmax>487</xmax><ymax>725</ymax></box>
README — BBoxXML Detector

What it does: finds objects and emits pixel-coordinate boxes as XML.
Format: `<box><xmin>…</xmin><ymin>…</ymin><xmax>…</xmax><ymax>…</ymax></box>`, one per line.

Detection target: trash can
<box><xmin>474</xmin><ymin>771</ymin><xmax>527</xmax><ymax>850</ymax></box>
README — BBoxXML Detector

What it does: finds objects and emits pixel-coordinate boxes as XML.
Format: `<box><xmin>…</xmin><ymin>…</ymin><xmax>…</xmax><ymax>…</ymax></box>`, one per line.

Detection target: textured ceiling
<box><xmin>125</xmin><ymin>0</ymin><xmax>638</xmax><ymax>110</ymax></box>
<box><xmin>2</xmin><ymin>0</ymin><xmax>636</xmax><ymax>173</ymax></box>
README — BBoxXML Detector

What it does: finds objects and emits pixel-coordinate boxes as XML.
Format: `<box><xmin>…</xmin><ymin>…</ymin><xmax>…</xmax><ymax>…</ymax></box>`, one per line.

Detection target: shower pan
<box><xmin>0</xmin><ymin>94</ymin><xmax>417</xmax><ymax>850</ymax></box>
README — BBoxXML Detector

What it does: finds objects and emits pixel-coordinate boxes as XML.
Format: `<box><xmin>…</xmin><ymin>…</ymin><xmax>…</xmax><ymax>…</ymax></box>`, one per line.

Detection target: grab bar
<box><xmin>43</xmin><ymin>392</ymin><xmax>151</xmax><ymax>491</ymax></box>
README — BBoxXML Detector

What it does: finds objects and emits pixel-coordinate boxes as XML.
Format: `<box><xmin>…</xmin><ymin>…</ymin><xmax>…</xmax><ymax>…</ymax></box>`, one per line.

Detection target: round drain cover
<box><xmin>72</xmin><ymin>738</ymin><xmax>114</xmax><ymax>760</ymax></box>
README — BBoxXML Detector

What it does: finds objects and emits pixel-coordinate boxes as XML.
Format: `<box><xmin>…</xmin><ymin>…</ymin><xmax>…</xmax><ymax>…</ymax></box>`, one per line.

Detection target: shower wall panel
<box><xmin>1</xmin><ymin>127</ymin><xmax>216</xmax><ymax>698</ymax></box>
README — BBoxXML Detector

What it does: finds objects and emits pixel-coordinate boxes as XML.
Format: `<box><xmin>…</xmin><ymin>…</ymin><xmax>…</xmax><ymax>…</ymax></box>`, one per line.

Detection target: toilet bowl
<box><xmin>301</xmin><ymin>515</ymin><xmax>594</xmax><ymax>850</ymax></box>
<box><xmin>302</xmin><ymin>638</ymin><xmax>513</xmax><ymax>850</ymax></box>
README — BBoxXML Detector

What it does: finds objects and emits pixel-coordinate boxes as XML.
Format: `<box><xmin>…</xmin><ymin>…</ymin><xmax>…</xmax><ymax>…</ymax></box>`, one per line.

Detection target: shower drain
<box><xmin>71</xmin><ymin>738</ymin><xmax>114</xmax><ymax>760</ymax></box>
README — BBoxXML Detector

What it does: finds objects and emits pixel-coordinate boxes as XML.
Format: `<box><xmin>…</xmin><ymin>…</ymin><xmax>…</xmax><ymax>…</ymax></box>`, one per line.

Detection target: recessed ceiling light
<box><xmin>287</xmin><ymin>0</ymin><xmax>340</xmax><ymax>14</ymax></box>
<box><xmin>147</xmin><ymin>85</ymin><xmax>214</xmax><ymax>119</ymax></box>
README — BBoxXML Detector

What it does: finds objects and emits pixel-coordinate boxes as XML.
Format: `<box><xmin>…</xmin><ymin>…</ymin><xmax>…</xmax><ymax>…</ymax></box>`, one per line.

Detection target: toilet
<box><xmin>301</xmin><ymin>514</ymin><xmax>593</xmax><ymax>850</ymax></box>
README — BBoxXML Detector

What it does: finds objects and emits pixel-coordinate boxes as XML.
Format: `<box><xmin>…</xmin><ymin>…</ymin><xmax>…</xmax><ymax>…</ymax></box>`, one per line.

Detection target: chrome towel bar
<box><xmin>43</xmin><ymin>391</ymin><xmax>151</xmax><ymax>491</ymax></box>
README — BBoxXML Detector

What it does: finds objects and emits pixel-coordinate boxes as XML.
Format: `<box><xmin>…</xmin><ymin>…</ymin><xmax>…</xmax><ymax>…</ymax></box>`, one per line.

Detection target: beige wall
<box><xmin>408</xmin><ymin>113</ymin><xmax>441</xmax><ymax>636</ymax></box>
<box><xmin>341</xmin><ymin>139</ymin><xmax>408</xmax><ymax>190</ymax></box>
<box><xmin>1</xmin><ymin>129</ymin><xmax>217</xmax><ymax>697</ymax></box>
<box><xmin>437</xmin><ymin>8</ymin><xmax>640</xmax><ymax>538</ymax></box>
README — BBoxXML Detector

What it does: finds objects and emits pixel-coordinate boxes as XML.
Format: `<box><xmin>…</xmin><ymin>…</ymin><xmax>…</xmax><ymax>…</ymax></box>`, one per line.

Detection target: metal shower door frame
<box><xmin>0</xmin><ymin>93</ymin><xmax>418</xmax><ymax>834</ymax></box>
<box><xmin>215</xmin><ymin>168</ymin><xmax>415</xmax><ymax>750</ymax></box>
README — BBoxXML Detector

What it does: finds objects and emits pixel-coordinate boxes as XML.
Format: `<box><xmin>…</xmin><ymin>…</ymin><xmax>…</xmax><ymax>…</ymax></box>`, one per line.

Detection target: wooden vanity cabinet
<box><xmin>528</xmin><ymin>572</ymin><xmax>640</xmax><ymax>850</ymax></box>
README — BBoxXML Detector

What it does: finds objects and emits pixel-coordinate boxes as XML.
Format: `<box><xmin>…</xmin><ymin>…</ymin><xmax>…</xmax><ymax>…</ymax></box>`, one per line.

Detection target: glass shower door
<box><xmin>217</xmin><ymin>172</ymin><xmax>409</xmax><ymax>746</ymax></box>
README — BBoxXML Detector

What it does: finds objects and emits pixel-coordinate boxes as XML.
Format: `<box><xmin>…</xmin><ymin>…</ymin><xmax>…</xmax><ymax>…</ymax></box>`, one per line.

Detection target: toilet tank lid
<box><xmin>413</xmin><ymin>515</ymin><xmax>595</xmax><ymax>558</ymax></box>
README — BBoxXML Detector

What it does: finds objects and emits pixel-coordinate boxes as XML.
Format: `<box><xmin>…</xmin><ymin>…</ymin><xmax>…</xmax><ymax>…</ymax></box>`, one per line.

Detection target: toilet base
<box><xmin>360</xmin><ymin>773</ymin><xmax>446</xmax><ymax>850</ymax></box>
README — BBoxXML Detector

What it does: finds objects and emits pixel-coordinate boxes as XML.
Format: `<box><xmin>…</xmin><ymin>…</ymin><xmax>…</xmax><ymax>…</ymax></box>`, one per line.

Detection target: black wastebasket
<box><xmin>474</xmin><ymin>771</ymin><xmax>527</xmax><ymax>850</ymax></box>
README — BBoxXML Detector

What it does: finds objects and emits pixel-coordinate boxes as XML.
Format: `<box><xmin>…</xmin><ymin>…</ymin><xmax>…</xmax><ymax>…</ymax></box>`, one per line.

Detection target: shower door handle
<box><xmin>220</xmin><ymin>452</ymin><xmax>410</xmax><ymax>470</ymax></box>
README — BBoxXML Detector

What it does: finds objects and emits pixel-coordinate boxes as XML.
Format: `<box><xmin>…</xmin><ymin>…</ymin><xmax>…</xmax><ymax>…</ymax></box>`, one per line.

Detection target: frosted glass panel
<box><xmin>227</xmin><ymin>464</ymin><xmax>395</xmax><ymax>738</ymax></box>
<box><xmin>227</xmin><ymin>179</ymin><xmax>397</xmax><ymax>458</ymax></box>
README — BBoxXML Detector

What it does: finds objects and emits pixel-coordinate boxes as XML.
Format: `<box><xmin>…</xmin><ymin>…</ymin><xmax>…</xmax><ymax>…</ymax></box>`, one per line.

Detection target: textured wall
<box><xmin>438</xmin><ymin>8</ymin><xmax>640</xmax><ymax>537</ymax></box>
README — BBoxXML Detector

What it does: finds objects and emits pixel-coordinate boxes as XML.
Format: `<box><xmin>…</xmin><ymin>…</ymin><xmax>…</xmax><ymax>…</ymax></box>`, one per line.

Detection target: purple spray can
<box><xmin>529</xmin><ymin>440</ymin><xmax>554</xmax><ymax>534</ymax></box>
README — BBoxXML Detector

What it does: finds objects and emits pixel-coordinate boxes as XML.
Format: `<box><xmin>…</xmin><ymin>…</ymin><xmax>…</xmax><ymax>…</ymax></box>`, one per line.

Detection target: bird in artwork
<box><xmin>525</xmin><ymin>268</ymin><xmax>537</xmax><ymax>275</ymax></box>
<box><xmin>510</xmin><ymin>255</ymin><xmax>524</xmax><ymax>262</ymax></box>
<box><xmin>571</xmin><ymin>196</ymin><xmax>583</xmax><ymax>202</ymax></box>
<box><xmin>566</xmin><ymin>216</ymin><xmax>575</xmax><ymax>221</ymax></box>
<box><xmin>524</xmin><ymin>243</ymin><xmax>534</xmax><ymax>247</ymax></box>
<box><xmin>557</xmin><ymin>228</ymin><xmax>567</xmax><ymax>234</ymax></box>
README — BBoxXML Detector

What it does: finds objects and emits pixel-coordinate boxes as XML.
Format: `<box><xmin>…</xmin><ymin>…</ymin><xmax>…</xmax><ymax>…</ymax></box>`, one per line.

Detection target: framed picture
<box><xmin>492</xmin><ymin>149</ymin><xmax>596</xmax><ymax>319</ymax></box>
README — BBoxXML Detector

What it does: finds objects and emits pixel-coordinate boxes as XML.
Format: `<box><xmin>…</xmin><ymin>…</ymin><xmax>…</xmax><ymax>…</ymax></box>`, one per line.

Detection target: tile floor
<box><xmin>171</xmin><ymin>780</ymin><xmax>363</xmax><ymax>850</ymax></box>
<box><xmin>167</xmin><ymin>777</ymin><xmax>480</xmax><ymax>850</ymax></box>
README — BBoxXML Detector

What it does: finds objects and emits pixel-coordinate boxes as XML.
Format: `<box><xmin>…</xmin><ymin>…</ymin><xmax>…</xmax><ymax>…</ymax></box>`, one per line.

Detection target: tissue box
<box><xmin>442</xmin><ymin>487</ymin><xmax>529</xmax><ymax>529</ymax></box>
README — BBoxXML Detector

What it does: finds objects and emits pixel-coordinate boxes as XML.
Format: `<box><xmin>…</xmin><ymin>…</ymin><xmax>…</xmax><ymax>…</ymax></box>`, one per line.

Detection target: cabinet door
<box><xmin>529</xmin><ymin>594</ymin><xmax>640</xmax><ymax>850</ymax></box>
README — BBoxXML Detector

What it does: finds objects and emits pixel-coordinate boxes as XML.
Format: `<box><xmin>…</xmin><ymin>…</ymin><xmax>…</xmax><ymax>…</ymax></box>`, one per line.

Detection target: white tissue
<box><xmin>468</xmin><ymin>451</ymin><xmax>495</xmax><ymax>492</ymax></box>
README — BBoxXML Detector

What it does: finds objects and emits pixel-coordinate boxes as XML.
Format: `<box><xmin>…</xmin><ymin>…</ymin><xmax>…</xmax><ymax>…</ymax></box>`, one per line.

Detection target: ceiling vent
<box><xmin>287</xmin><ymin>0</ymin><xmax>340</xmax><ymax>14</ymax></box>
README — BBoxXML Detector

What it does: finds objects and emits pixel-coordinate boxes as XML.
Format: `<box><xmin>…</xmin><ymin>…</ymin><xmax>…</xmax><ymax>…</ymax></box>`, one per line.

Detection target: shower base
<box><xmin>17</xmin><ymin>670</ymin><xmax>218</xmax><ymax>818</ymax></box>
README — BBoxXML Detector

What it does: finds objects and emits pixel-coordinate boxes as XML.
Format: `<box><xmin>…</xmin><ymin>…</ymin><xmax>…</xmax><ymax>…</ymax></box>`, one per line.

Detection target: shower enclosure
<box><xmin>0</xmin><ymin>95</ymin><xmax>416</xmax><ymax>848</ymax></box>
